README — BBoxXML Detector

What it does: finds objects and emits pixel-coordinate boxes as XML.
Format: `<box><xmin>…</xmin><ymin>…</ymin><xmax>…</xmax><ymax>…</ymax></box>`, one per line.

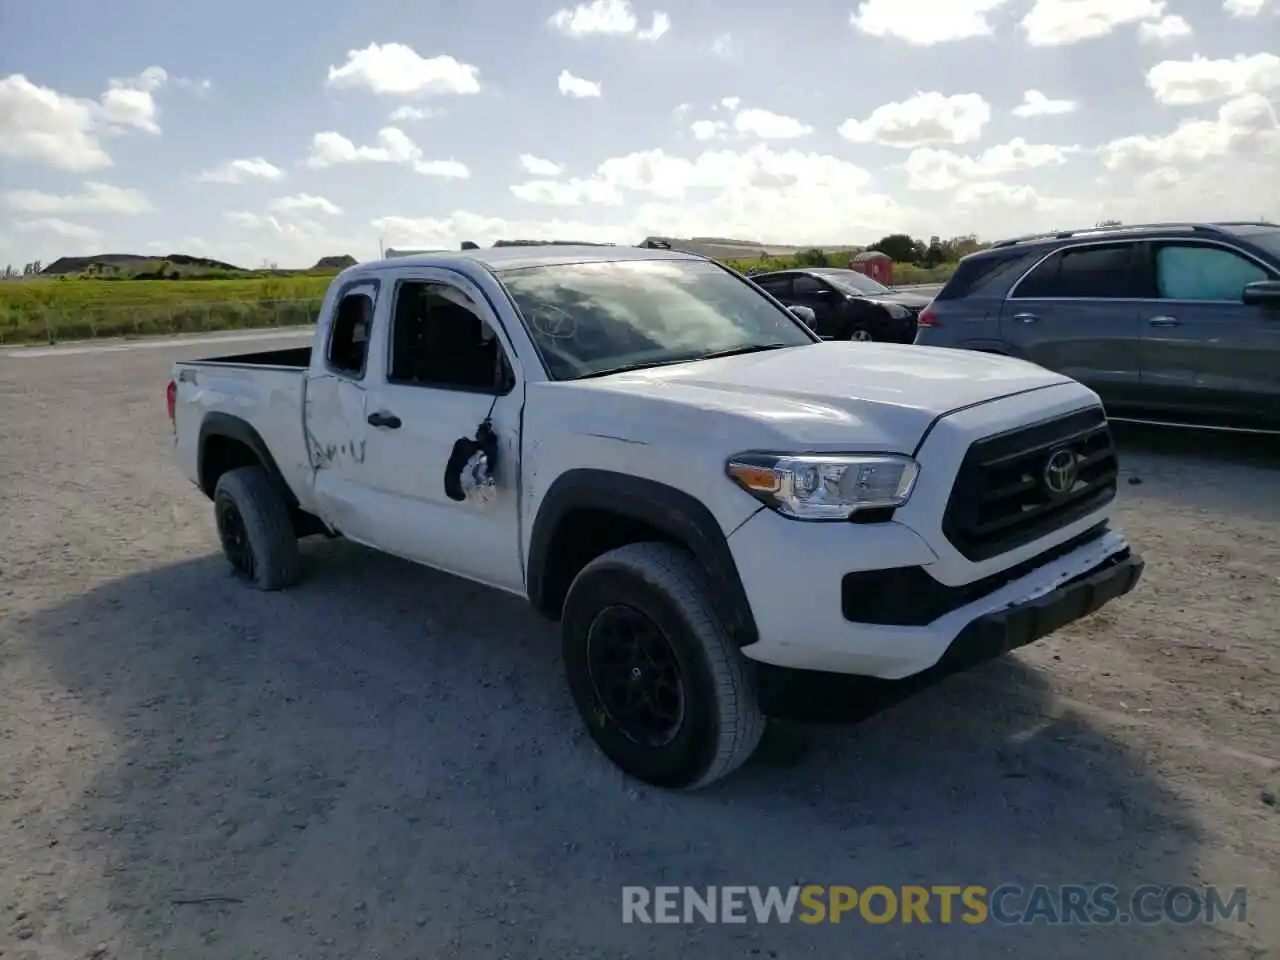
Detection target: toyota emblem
<box><xmin>1042</xmin><ymin>448</ymin><xmax>1079</xmax><ymax>497</ymax></box>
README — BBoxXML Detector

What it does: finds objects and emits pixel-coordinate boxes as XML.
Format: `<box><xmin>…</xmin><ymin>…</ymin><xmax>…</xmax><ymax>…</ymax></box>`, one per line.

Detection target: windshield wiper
<box><xmin>571</xmin><ymin>343</ymin><xmax>795</xmax><ymax>380</ymax></box>
<box><xmin>697</xmin><ymin>342</ymin><xmax>796</xmax><ymax>361</ymax></box>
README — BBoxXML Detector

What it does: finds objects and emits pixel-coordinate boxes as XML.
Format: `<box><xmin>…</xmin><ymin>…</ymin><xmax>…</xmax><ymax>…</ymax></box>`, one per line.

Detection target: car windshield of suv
<box><xmin>811</xmin><ymin>269</ymin><xmax>891</xmax><ymax>296</ymax></box>
<box><xmin>499</xmin><ymin>258</ymin><xmax>817</xmax><ymax>380</ymax></box>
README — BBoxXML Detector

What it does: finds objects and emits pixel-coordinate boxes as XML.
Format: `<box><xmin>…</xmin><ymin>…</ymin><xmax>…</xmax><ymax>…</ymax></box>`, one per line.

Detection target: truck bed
<box><xmin>186</xmin><ymin>345</ymin><xmax>312</xmax><ymax>368</ymax></box>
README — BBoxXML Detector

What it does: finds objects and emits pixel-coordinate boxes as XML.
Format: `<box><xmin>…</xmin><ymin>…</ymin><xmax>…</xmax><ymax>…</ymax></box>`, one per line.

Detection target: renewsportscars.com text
<box><xmin>621</xmin><ymin>884</ymin><xmax>1248</xmax><ymax>926</ymax></box>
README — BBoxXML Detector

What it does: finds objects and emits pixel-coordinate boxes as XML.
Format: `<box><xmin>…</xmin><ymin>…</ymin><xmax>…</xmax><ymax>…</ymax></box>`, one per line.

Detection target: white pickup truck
<box><xmin>168</xmin><ymin>243</ymin><xmax>1144</xmax><ymax>790</ymax></box>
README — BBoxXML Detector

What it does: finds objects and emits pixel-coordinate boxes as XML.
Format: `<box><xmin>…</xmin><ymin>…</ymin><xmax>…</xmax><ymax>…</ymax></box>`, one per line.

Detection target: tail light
<box><xmin>917</xmin><ymin>308</ymin><xmax>939</xmax><ymax>328</ymax></box>
<box><xmin>165</xmin><ymin>379</ymin><xmax>177</xmax><ymax>426</ymax></box>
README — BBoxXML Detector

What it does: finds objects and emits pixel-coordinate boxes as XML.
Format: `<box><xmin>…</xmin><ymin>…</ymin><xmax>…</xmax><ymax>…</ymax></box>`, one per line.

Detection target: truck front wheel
<box><xmin>212</xmin><ymin>466</ymin><xmax>302</xmax><ymax>591</ymax></box>
<box><xmin>561</xmin><ymin>542</ymin><xmax>765</xmax><ymax>790</ymax></box>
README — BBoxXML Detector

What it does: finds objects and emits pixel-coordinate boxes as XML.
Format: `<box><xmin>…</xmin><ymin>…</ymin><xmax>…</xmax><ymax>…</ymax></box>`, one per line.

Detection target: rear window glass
<box><xmin>934</xmin><ymin>254</ymin><xmax>1025</xmax><ymax>301</ymax></box>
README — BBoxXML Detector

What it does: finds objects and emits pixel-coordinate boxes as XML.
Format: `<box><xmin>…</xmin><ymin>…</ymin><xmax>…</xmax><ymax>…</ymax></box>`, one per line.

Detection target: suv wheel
<box><xmin>561</xmin><ymin>542</ymin><xmax>765</xmax><ymax>790</ymax></box>
<box><xmin>849</xmin><ymin>326</ymin><xmax>874</xmax><ymax>342</ymax></box>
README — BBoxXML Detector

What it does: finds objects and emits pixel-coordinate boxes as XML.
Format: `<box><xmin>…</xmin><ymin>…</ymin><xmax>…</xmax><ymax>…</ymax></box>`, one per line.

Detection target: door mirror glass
<box><xmin>1242</xmin><ymin>279</ymin><xmax>1280</xmax><ymax>308</ymax></box>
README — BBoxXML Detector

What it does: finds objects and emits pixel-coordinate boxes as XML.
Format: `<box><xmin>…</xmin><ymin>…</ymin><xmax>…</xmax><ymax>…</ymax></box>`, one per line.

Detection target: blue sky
<box><xmin>1</xmin><ymin>0</ymin><xmax>1277</xmax><ymax>268</ymax></box>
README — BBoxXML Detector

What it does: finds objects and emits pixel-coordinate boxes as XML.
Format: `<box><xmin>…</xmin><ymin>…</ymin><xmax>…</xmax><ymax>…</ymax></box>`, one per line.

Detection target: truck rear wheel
<box><xmin>561</xmin><ymin>542</ymin><xmax>765</xmax><ymax>790</ymax></box>
<box><xmin>213</xmin><ymin>466</ymin><xmax>301</xmax><ymax>591</ymax></box>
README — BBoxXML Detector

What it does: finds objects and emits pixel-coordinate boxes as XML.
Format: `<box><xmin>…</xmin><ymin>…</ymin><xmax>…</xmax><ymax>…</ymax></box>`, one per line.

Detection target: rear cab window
<box><xmin>326</xmin><ymin>283</ymin><xmax>378</xmax><ymax>378</ymax></box>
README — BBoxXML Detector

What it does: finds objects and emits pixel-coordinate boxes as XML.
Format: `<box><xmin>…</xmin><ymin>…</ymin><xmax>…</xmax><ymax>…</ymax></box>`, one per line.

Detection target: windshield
<box><xmin>813</xmin><ymin>269</ymin><xmax>891</xmax><ymax>295</ymax></box>
<box><xmin>500</xmin><ymin>258</ymin><xmax>817</xmax><ymax>380</ymax></box>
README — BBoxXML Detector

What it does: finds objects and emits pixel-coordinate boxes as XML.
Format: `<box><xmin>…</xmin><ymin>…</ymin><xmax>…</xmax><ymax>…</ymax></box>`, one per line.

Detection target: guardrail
<box><xmin>0</xmin><ymin>298</ymin><xmax>326</xmax><ymax>345</ymax></box>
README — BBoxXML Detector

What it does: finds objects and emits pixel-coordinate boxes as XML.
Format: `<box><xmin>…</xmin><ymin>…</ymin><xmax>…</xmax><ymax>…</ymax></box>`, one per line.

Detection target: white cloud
<box><xmin>1012</xmin><ymin>89</ymin><xmax>1079</xmax><ymax>117</ymax></box>
<box><xmin>849</xmin><ymin>0</ymin><xmax>1015</xmax><ymax>45</ymax></box>
<box><xmin>519</xmin><ymin>154</ymin><xmax>564</xmax><ymax>176</ymax></box>
<box><xmin>1101</xmin><ymin>93</ymin><xmax>1280</xmax><ymax>169</ymax></box>
<box><xmin>0</xmin><ymin>74</ymin><xmax>111</xmax><ymax>170</ymax></box>
<box><xmin>198</xmin><ymin>157</ymin><xmax>286</xmax><ymax>184</ymax></box>
<box><xmin>732</xmin><ymin>108</ymin><xmax>813</xmax><ymax>139</ymax></box>
<box><xmin>691</xmin><ymin>119</ymin><xmax>727</xmax><ymax>140</ymax></box>
<box><xmin>1021</xmin><ymin>0</ymin><xmax>1168</xmax><ymax>46</ymax></box>
<box><xmin>637</xmin><ymin>10</ymin><xmax>671</xmax><ymax>40</ymax></box>
<box><xmin>706</xmin><ymin>33</ymin><xmax>735</xmax><ymax>58</ymax></box>
<box><xmin>1146</xmin><ymin>53</ymin><xmax>1280</xmax><ymax>105</ymax></box>
<box><xmin>510</xmin><ymin>178</ymin><xmax>625</xmax><ymax>206</ymax></box>
<box><xmin>548</xmin><ymin>0</ymin><xmax>671</xmax><ymax>39</ymax></box>
<box><xmin>508</xmin><ymin>143</ymin><xmax>875</xmax><ymax>208</ymax></box>
<box><xmin>838</xmin><ymin>92</ymin><xmax>991</xmax><ymax>147</ymax></box>
<box><xmin>389</xmin><ymin>105</ymin><xmax>434</xmax><ymax>122</ymax></box>
<box><xmin>558</xmin><ymin>69</ymin><xmax>602</xmax><ymax>98</ymax></box>
<box><xmin>1138</xmin><ymin>14</ymin><xmax>1192</xmax><ymax>41</ymax></box>
<box><xmin>719</xmin><ymin>96</ymin><xmax>741</xmax><ymax>111</ymax></box>
<box><xmin>12</xmin><ymin>218</ymin><xmax>103</xmax><ymax>243</ymax></box>
<box><xmin>0</xmin><ymin>68</ymin><xmax>171</xmax><ymax>171</ymax></box>
<box><xmin>98</xmin><ymin>66</ymin><xmax>167</xmax><ymax>134</ymax></box>
<box><xmin>174</xmin><ymin>76</ymin><xmax>214</xmax><ymax>94</ymax></box>
<box><xmin>326</xmin><ymin>42</ymin><xmax>481</xmax><ymax>96</ymax></box>
<box><xmin>904</xmin><ymin>138</ymin><xmax>1079</xmax><ymax>190</ymax></box>
<box><xmin>267</xmin><ymin>194</ymin><xmax>343</xmax><ymax>216</ymax></box>
<box><xmin>413</xmin><ymin>159</ymin><xmax>470</xmax><ymax>178</ymax></box>
<box><xmin>305</xmin><ymin>127</ymin><xmax>466</xmax><ymax>180</ymax></box>
<box><xmin>1224</xmin><ymin>0</ymin><xmax>1276</xmax><ymax>15</ymax></box>
<box><xmin>3</xmin><ymin>181</ymin><xmax>154</xmax><ymax>215</ymax></box>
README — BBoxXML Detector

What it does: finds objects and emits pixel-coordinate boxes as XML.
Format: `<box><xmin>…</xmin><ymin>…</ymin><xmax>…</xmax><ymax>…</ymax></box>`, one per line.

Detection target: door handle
<box><xmin>367</xmin><ymin>411</ymin><xmax>401</xmax><ymax>429</ymax></box>
<box><xmin>1011</xmin><ymin>313</ymin><xmax>1038</xmax><ymax>324</ymax></box>
<box><xmin>1147</xmin><ymin>316</ymin><xmax>1180</xmax><ymax>327</ymax></box>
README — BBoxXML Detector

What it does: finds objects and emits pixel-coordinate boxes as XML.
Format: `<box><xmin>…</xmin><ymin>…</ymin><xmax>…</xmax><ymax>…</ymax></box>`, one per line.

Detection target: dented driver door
<box><xmin>303</xmin><ymin>279</ymin><xmax>380</xmax><ymax>545</ymax></box>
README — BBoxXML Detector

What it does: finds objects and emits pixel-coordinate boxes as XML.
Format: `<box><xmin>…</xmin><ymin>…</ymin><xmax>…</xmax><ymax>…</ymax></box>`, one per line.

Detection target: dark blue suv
<box><xmin>913</xmin><ymin>221</ymin><xmax>1280</xmax><ymax>433</ymax></box>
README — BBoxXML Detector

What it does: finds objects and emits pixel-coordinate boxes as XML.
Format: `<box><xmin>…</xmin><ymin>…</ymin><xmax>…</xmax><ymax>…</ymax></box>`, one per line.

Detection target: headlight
<box><xmin>726</xmin><ymin>453</ymin><xmax>919</xmax><ymax>521</ymax></box>
<box><xmin>883</xmin><ymin>303</ymin><xmax>910</xmax><ymax>319</ymax></box>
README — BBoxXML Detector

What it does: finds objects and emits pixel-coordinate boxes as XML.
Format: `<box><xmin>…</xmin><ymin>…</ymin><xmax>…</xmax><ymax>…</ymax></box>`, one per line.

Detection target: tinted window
<box><xmin>327</xmin><ymin>289</ymin><xmax>375</xmax><ymax>376</ymax></box>
<box><xmin>500</xmin><ymin>258</ymin><xmax>815</xmax><ymax>380</ymax></box>
<box><xmin>754</xmin><ymin>275</ymin><xmax>793</xmax><ymax>297</ymax></box>
<box><xmin>1153</xmin><ymin>244</ymin><xmax>1269</xmax><ymax>301</ymax></box>
<box><xmin>388</xmin><ymin>281</ymin><xmax>509</xmax><ymax>392</ymax></box>
<box><xmin>934</xmin><ymin>253</ymin><xmax>1027</xmax><ymax>301</ymax></box>
<box><xmin>793</xmin><ymin>275</ymin><xmax>824</xmax><ymax>296</ymax></box>
<box><xmin>1012</xmin><ymin>244</ymin><xmax>1136</xmax><ymax>299</ymax></box>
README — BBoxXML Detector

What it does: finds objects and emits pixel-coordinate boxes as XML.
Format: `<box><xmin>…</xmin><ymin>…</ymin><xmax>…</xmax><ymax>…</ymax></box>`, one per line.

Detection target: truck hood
<box><xmin>565</xmin><ymin>341</ymin><xmax>1074</xmax><ymax>450</ymax></box>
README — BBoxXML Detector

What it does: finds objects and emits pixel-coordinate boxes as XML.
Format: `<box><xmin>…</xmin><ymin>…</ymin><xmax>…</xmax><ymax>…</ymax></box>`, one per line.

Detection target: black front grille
<box><xmin>942</xmin><ymin>406</ymin><xmax>1118</xmax><ymax>561</ymax></box>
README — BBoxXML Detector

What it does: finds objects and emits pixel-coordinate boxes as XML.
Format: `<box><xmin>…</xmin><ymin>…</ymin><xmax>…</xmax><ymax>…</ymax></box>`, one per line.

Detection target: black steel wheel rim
<box><xmin>216</xmin><ymin>499</ymin><xmax>255</xmax><ymax>580</ymax></box>
<box><xmin>585</xmin><ymin>604</ymin><xmax>686</xmax><ymax>748</ymax></box>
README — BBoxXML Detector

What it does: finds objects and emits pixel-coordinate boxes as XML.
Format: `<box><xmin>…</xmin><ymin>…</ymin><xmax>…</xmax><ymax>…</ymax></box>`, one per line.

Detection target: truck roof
<box><xmin>359</xmin><ymin>243</ymin><xmax>701</xmax><ymax>277</ymax></box>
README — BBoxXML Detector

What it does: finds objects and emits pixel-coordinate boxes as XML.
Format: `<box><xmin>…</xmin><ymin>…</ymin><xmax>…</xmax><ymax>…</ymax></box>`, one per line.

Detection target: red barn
<box><xmin>849</xmin><ymin>250</ymin><xmax>894</xmax><ymax>285</ymax></box>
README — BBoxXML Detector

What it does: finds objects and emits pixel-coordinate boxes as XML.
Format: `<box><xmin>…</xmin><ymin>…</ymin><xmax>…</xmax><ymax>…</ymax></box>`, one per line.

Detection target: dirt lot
<box><xmin>1</xmin><ymin>334</ymin><xmax>1277</xmax><ymax>959</ymax></box>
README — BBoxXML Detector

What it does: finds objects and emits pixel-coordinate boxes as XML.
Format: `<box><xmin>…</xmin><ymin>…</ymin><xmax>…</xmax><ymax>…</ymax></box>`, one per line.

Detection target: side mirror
<box><xmin>788</xmin><ymin>305</ymin><xmax>817</xmax><ymax>326</ymax></box>
<box><xmin>1242</xmin><ymin>280</ymin><xmax>1280</xmax><ymax>308</ymax></box>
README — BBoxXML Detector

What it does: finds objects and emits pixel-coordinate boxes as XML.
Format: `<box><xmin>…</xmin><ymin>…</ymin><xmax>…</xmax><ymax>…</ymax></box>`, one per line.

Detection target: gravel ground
<box><xmin>1</xmin><ymin>335</ymin><xmax>1277</xmax><ymax>960</ymax></box>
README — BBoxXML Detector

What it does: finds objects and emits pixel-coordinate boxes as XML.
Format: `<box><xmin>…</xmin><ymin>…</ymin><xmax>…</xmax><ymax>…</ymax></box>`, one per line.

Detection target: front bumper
<box><xmin>931</xmin><ymin>544</ymin><xmax>1143</xmax><ymax>674</ymax></box>
<box><xmin>730</xmin><ymin>507</ymin><xmax>1142</xmax><ymax>680</ymax></box>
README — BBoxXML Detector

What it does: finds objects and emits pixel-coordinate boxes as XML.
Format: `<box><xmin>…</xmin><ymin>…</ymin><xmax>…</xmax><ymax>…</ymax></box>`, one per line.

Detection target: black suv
<box><xmin>913</xmin><ymin>221</ymin><xmax>1280</xmax><ymax>433</ymax></box>
<box><xmin>750</xmin><ymin>267</ymin><xmax>931</xmax><ymax>343</ymax></box>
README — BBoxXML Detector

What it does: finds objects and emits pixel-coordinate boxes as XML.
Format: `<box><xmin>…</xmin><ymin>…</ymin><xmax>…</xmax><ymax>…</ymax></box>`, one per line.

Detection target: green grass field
<box><xmin>0</xmin><ymin>275</ymin><xmax>334</xmax><ymax>343</ymax></box>
<box><xmin>0</xmin><ymin>257</ymin><xmax>957</xmax><ymax>345</ymax></box>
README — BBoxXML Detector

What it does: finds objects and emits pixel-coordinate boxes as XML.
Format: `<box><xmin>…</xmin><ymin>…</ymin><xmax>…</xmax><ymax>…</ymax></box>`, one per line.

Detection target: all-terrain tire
<box><xmin>561</xmin><ymin>542</ymin><xmax>765</xmax><ymax>790</ymax></box>
<box><xmin>213</xmin><ymin>466</ymin><xmax>302</xmax><ymax>591</ymax></box>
